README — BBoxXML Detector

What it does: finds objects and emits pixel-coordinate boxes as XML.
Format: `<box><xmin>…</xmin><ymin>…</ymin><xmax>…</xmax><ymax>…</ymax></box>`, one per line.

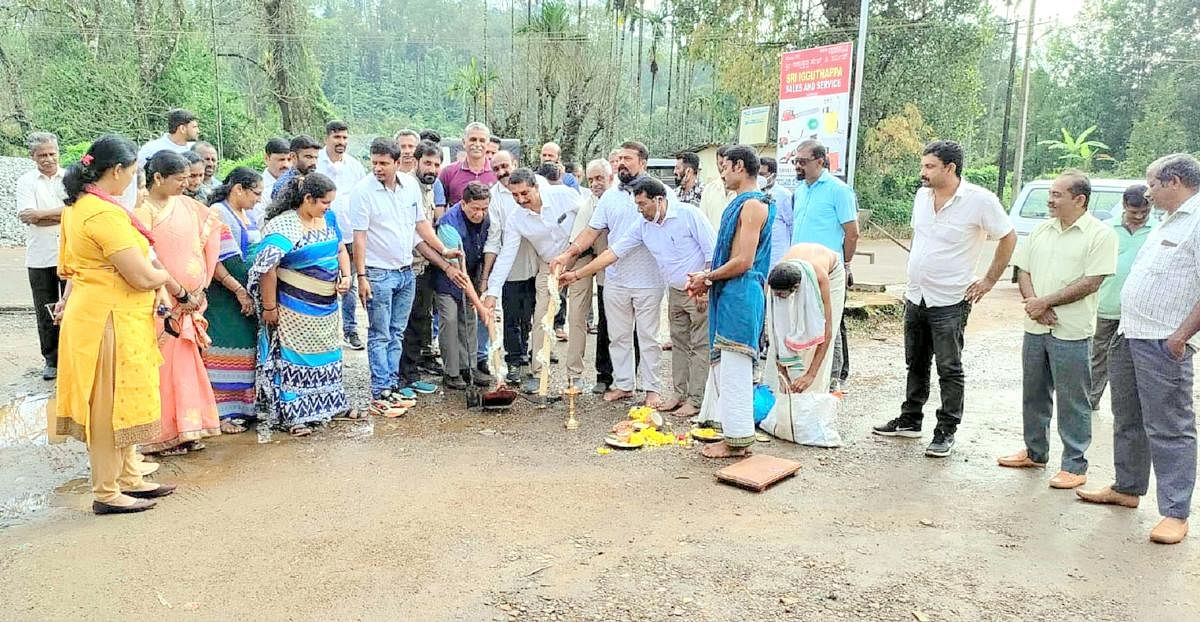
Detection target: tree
<box><xmin>1121</xmin><ymin>73</ymin><xmax>1190</xmax><ymax>176</ymax></box>
<box><xmin>447</xmin><ymin>57</ymin><xmax>498</xmax><ymax>123</ymax></box>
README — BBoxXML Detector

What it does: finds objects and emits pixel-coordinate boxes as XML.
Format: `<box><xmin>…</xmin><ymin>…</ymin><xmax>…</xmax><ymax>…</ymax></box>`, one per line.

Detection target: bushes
<box><xmin>217</xmin><ymin>154</ymin><xmax>266</xmax><ymax>181</ymax></box>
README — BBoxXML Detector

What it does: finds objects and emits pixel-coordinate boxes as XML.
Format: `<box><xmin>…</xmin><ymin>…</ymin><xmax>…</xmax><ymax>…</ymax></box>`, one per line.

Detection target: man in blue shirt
<box><xmin>791</xmin><ymin>140</ymin><xmax>859</xmax><ymax>391</ymax></box>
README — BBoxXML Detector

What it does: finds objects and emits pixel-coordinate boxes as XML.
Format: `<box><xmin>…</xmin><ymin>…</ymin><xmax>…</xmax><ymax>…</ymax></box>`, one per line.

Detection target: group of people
<box><xmin>15</xmin><ymin>109</ymin><xmax>1198</xmax><ymax>545</ymax></box>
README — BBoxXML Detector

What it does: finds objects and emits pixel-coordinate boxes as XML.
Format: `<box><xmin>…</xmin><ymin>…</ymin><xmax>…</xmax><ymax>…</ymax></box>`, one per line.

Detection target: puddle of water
<box><xmin>0</xmin><ymin>393</ymin><xmax>64</xmax><ymax>449</ymax></box>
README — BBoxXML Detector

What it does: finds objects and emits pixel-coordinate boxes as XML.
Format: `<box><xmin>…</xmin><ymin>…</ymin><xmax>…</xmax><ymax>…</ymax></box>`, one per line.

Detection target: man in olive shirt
<box><xmin>999</xmin><ymin>170</ymin><xmax>1118</xmax><ymax>490</ymax></box>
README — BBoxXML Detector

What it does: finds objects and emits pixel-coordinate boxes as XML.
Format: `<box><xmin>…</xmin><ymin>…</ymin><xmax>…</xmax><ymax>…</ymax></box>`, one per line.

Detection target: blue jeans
<box><xmin>365</xmin><ymin>267</ymin><xmax>415</xmax><ymax>396</ymax></box>
<box><xmin>1022</xmin><ymin>332</ymin><xmax>1093</xmax><ymax>474</ymax></box>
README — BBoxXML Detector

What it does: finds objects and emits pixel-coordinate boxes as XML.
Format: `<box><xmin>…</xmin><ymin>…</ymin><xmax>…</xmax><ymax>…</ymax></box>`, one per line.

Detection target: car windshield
<box><xmin>1018</xmin><ymin>188</ymin><xmax>1127</xmax><ymax>222</ymax></box>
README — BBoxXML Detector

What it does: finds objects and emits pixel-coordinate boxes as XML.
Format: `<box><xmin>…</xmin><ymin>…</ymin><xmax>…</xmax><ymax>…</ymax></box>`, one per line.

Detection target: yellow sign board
<box><xmin>738</xmin><ymin>105</ymin><xmax>772</xmax><ymax>145</ymax></box>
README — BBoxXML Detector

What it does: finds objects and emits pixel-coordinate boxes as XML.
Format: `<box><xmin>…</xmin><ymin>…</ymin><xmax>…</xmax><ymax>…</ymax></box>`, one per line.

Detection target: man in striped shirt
<box><xmin>1077</xmin><ymin>153</ymin><xmax>1200</xmax><ymax>545</ymax></box>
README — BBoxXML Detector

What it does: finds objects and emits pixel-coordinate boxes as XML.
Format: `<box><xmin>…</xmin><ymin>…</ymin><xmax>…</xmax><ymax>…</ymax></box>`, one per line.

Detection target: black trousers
<box><xmin>900</xmin><ymin>300</ymin><xmax>970</xmax><ymax>434</ymax></box>
<box><xmin>594</xmin><ymin>284</ymin><xmax>614</xmax><ymax>386</ymax></box>
<box><xmin>399</xmin><ymin>270</ymin><xmax>436</xmax><ymax>385</ymax></box>
<box><xmin>29</xmin><ymin>267</ymin><xmax>64</xmax><ymax>366</ymax></box>
<box><xmin>502</xmin><ymin>277</ymin><xmax>536</xmax><ymax>370</ymax></box>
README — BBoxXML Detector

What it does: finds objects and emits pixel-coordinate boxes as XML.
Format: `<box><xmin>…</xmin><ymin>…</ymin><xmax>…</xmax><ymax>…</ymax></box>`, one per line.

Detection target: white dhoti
<box><xmin>698</xmin><ymin>349</ymin><xmax>755</xmax><ymax>447</ymax></box>
<box><xmin>760</xmin><ymin>261</ymin><xmax>846</xmax><ymax>446</ymax></box>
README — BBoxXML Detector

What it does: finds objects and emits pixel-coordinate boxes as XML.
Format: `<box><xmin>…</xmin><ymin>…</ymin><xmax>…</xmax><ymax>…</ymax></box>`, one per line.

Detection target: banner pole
<box><xmin>845</xmin><ymin>0</ymin><xmax>871</xmax><ymax>188</ymax></box>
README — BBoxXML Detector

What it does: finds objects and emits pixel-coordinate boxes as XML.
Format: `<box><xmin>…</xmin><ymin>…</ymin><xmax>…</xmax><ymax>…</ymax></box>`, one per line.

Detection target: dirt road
<box><xmin>1</xmin><ymin>254</ymin><xmax>1198</xmax><ymax>620</ymax></box>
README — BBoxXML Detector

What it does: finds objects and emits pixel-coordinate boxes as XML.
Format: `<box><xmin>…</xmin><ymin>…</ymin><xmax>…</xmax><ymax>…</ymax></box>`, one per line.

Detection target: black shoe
<box><xmin>420</xmin><ymin>358</ymin><xmax>445</xmax><ymax>376</ymax></box>
<box><xmin>871</xmin><ymin>417</ymin><xmax>922</xmax><ymax>438</ymax></box>
<box><xmin>592</xmin><ymin>382</ymin><xmax>609</xmax><ymax>395</ymax></box>
<box><xmin>93</xmin><ymin>499</ymin><xmax>156</xmax><ymax>515</ymax></box>
<box><xmin>443</xmin><ymin>375</ymin><xmax>468</xmax><ymax>390</ymax></box>
<box><xmin>471</xmin><ymin>367</ymin><xmax>492</xmax><ymax>387</ymax></box>
<box><xmin>344</xmin><ymin>333</ymin><xmax>365</xmax><ymax>350</ymax></box>
<box><xmin>42</xmin><ymin>365</ymin><xmax>57</xmax><ymax>381</ymax></box>
<box><xmin>124</xmin><ymin>483</ymin><xmax>177</xmax><ymax>499</ymax></box>
<box><xmin>505</xmin><ymin>370</ymin><xmax>522</xmax><ymax>385</ymax></box>
<box><xmin>925</xmin><ymin>430</ymin><xmax>955</xmax><ymax>457</ymax></box>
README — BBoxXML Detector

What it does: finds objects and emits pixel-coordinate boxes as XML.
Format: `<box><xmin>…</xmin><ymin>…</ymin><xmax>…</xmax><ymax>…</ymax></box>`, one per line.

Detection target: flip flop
<box><xmin>333</xmin><ymin>408</ymin><xmax>369</xmax><ymax>421</ymax></box>
<box><xmin>369</xmin><ymin>400</ymin><xmax>408</xmax><ymax>418</ymax></box>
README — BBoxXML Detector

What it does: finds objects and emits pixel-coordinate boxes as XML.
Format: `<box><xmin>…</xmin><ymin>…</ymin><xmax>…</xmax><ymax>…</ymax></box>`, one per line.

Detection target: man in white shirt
<box><xmin>258</xmin><ymin>137</ymin><xmax>291</xmax><ymax>199</ymax></box>
<box><xmin>871</xmin><ymin>140</ymin><xmax>1016</xmax><ymax>458</ymax></box>
<box><xmin>15</xmin><ymin>132</ymin><xmax>67</xmax><ymax>381</ymax></box>
<box><xmin>316</xmin><ymin>120</ymin><xmax>367</xmax><ymax>351</ymax></box>
<box><xmin>351</xmin><ymin>137</ymin><xmax>464</xmax><ymax>402</ymax></box>
<box><xmin>1077</xmin><ymin>153</ymin><xmax>1200</xmax><ymax>545</ymax></box>
<box><xmin>563</xmin><ymin>159</ymin><xmax>614</xmax><ymax>394</ymax></box>
<box><xmin>552</xmin><ymin>141</ymin><xmax>667</xmax><ymax>407</ymax></box>
<box><xmin>561</xmin><ymin>176</ymin><xmax>715</xmax><ymax>416</ymax></box>
<box><xmin>121</xmin><ymin>108</ymin><xmax>198</xmax><ymax>208</ymax></box>
<box><xmin>481</xmin><ymin>151</ymin><xmax>541</xmax><ymax>384</ymax></box>
<box><xmin>482</xmin><ymin>168</ymin><xmax>578</xmax><ymax>394</ymax></box>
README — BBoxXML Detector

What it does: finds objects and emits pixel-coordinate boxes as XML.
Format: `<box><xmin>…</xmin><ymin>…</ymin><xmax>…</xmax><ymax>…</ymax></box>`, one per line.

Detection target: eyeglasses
<box><xmin>794</xmin><ymin>158</ymin><xmax>813</xmax><ymax>166</ymax></box>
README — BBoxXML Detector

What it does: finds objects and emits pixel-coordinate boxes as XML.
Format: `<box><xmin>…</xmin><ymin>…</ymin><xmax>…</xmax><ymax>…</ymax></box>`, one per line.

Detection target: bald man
<box><xmin>541</xmin><ymin>141</ymin><xmax>580</xmax><ymax>191</ymax></box>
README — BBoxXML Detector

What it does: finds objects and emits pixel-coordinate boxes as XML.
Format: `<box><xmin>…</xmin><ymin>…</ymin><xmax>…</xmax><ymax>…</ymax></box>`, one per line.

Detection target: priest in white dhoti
<box><xmin>758</xmin><ymin>243</ymin><xmax>847</xmax><ymax>446</ymax></box>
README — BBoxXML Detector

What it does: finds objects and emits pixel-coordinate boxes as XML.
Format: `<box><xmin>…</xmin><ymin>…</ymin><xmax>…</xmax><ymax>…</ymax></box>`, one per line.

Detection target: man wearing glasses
<box><xmin>790</xmin><ymin>140</ymin><xmax>859</xmax><ymax>393</ymax></box>
<box><xmin>1077</xmin><ymin>153</ymin><xmax>1200</xmax><ymax>545</ymax></box>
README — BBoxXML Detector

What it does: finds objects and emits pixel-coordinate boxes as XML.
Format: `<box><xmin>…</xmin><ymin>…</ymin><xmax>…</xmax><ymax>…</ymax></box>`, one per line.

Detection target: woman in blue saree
<box><xmin>248</xmin><ymin>172</ymin><xmax>356</xmax><ymax>436</ymax></box>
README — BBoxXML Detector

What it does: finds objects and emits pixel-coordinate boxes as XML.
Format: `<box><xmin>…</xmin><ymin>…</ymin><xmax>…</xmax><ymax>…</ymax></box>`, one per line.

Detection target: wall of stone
<box><xmin>0</xmin><ymin>156</ymin><xmax>37</xmax><ymax>247</ymax></box>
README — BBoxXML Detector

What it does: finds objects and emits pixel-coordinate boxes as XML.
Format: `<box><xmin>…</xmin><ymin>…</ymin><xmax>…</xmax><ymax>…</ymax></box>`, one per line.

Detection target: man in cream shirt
<box><xmin>999</xmin><ymin>170</ymin><xmax>1117</xmax><ymax>490</ymax></box>
<box><xmin>15</xmin><ymin>132</ymin><xmax>67</xmax><ymax>381</ymax></box>
<box><xmin>563</xmin><ymin>159</ymin><xmax>614</xmax><ymax>393</ymax></box>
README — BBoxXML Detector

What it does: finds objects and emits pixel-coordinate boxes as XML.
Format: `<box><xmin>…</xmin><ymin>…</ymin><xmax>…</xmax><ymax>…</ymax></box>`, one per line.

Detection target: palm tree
<box><xmin>447</xmin><ymin>57</ymin><xmax>498</xmax><ymax>122</ymax></box>
<box><xmin>516</xmin><ymin>0</ymin><xmax>583</xmax><ymax>137</ymax></box>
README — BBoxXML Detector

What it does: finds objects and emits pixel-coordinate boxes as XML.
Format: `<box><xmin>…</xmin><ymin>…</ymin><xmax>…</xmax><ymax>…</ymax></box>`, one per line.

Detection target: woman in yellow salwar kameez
<box><xmin>55</xmin><ymin>135</ymin><xmax>178</xmax><ymax>515</ymax></box>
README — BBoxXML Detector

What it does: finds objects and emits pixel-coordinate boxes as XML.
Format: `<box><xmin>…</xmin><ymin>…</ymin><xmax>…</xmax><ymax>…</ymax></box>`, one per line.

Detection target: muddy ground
<box><xmin>1</xmin><ymin>273</ymin><xmax>1199</xmax><ymax>621</ymax></box>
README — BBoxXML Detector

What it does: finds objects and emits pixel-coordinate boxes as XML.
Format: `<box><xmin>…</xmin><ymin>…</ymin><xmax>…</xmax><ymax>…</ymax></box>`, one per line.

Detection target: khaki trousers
<box><xmin>530</xmin><ymin>261</ymin><xmax>553</xmax><ymax>374</ymax></box>
<box><xmin>565</xmin><ymin>256</ymin><xmax>596</xmax><ymax>377</ymax></box>
<box><xmin>89</xmin><ymin>318</ymin><xmax>146</xmax><ymax>504</ymax></box>
<box><xmin>667</xmin><ymin>287</ymin><xmax>709</xmax><ymax>406</ymax></box>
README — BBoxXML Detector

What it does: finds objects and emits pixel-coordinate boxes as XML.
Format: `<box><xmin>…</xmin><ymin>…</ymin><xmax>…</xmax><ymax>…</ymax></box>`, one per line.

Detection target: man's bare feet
<box><xmin>658</xmin><ymin>398</ymin><xmax>682</xmax><ymax>412</ymax></box>
<box><xmin>644</xmin><ymin>391</ymin><xmax>662</xmax><ymax>408</ymax></box>
<box><xmin>673</xmin><ymin>403</ymin><xmax>700</xmax><ymax>418</ymax></box>
<box><xmin>604</xmin><ymin>388</ymin><xmax>634</xmax><ymax>402</ymax></box>
<box><xmin>701</xmin><ymin>442</ymin><xmax>752</xmax><ymax>459</ymax></box>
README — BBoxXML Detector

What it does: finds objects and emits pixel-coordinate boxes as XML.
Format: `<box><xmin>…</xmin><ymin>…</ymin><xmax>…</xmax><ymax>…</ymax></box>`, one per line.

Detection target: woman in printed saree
<box><xmin>203</xmin><ymin>167</ymin><xmax>264</xmax><ymax>433</ymax></box>
<box><xmin>55</xmin><ymin>135</ymin><xmax>177</xmax><ymax>514</ymax></box>
<box><xmin>688</xmin><ymin>145</ymin><xmax>775</xmax><ymax>459</ymax></box>
<box><xmin>135</xmin><ymin>151</ymin><xmax>223</xmax><ymax>456</ymax></box>
<box><xmin>249</xmin><ymin>172</ymin><xmax>356</xmax><ymax>437</ymax></box>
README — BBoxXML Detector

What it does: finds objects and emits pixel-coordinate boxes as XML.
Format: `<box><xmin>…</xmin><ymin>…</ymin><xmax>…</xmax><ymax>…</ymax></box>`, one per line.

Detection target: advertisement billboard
<box><xmin>776</xmin><ymin>41</ymin><xmax>854</xmax><ymax>186</ymax></box>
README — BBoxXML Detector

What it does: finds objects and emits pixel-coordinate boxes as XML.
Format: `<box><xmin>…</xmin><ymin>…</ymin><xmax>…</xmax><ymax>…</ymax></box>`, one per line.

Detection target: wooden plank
<box><xmin>716</xmin><ymin>454</ymin><xmax>801</xmax><ymax>492</ymax></box>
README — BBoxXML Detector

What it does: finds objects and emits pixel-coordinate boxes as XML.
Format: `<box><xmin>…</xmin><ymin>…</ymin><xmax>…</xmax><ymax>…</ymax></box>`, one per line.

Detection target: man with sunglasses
<box><xmin>791</xmin><ymin>140</ymin><xmax>858</xmax><ymax>394</ymax></box>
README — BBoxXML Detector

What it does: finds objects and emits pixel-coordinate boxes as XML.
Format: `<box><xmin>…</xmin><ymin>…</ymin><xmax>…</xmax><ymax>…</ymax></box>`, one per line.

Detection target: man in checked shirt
<box><xmin>1077</xmin><ymin>153</ymin><xmax>1200</xmax><ymax>545</ymax></box>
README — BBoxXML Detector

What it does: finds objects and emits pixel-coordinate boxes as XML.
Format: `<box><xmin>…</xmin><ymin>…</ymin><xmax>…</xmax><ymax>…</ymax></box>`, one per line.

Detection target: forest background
<box><xmin>0</xmin><ymin>0</ymin><xmax>1195</xmax><ymax>224</ymax></box>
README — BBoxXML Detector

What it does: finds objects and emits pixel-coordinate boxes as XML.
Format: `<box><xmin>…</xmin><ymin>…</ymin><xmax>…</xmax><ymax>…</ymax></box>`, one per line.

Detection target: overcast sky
<box><xmin>993</xmin><ymin>0</ymin><xmax>1086</xmax><ymax>23</ymax></box>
